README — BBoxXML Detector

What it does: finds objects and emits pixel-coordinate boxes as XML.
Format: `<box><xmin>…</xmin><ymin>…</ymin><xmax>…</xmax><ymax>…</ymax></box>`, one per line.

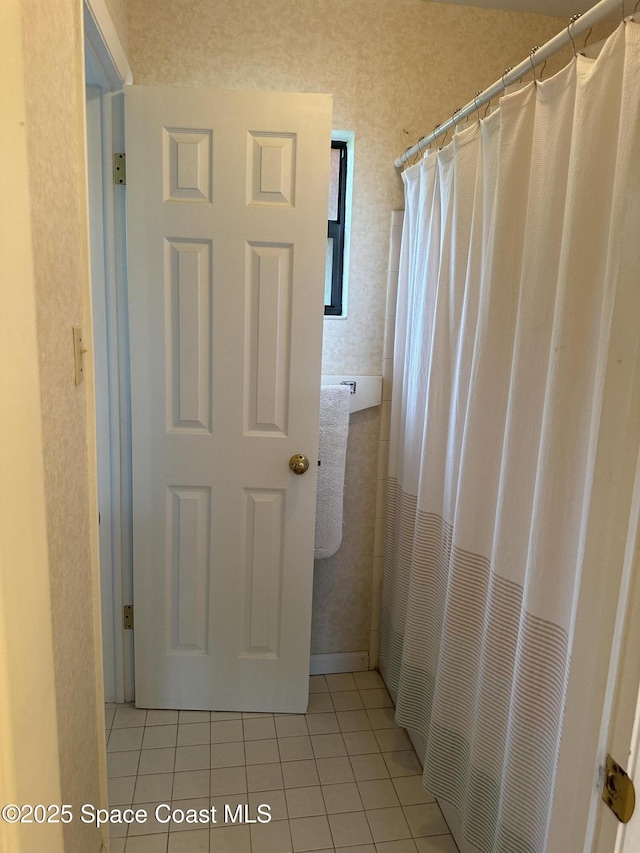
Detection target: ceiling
<box><xmin>423</xmin><ymin>0</ymin><xmax>619</xmax><ymax>18</ymax></box>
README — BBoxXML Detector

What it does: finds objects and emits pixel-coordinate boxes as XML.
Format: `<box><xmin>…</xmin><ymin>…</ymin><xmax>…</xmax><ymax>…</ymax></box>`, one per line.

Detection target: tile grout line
<box><xmin>107</xmin><ymin>675</ymin><xmax>458</xmax><ymax>852</ymax></box>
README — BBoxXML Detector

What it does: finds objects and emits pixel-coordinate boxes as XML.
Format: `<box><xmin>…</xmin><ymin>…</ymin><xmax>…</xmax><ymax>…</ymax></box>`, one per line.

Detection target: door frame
<box><xmin>593</xmin><ymin>440</ymin><xmax>640</xmax><ymax>852</ymax></box>
<box><xmin>84</xmin><ymin>0</ymin><xmax>131</xmax><ymax>89</ymax></box>
<box><xmin>546</xmin><ymin>250</ymin><xmax>640</xmax><ymax>850</ymax></box>
<box><xmin>618</xmin><ymin>681</ymin><xmax>640</xmax><ymax>851</ymax></box>
<box><xmin>84</xmin><ymin>0</ymin><xmax>134</xmax><ymax>703</ymax></box>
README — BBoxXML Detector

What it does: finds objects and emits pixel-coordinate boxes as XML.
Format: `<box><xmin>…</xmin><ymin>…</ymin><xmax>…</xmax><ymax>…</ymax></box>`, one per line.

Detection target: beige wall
<box><xmin>1</xmin><ymin>4</ymin><xmax>65</xmax><ymax>851</ymax></box>
<box><xmin>104</xmin><ymin>0</ymin><xmax>129</xmax><ymax>52</ymax></box>
<box><xmin>15</xmin><ymin>1</ymin><xmax>106</xmax><ymax>849</ymax></box>
<box><xmin>127</xmin><ymin>0</ymin><xmax>566</xmax><ymax>659</ymax></box>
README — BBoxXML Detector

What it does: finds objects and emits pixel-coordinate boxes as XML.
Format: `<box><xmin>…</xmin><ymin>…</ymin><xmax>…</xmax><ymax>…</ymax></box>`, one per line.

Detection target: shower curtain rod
<box><xmin>394</xmin><ymin>0</ymin><xmax>626</xmax><ymax>167</ymax></box>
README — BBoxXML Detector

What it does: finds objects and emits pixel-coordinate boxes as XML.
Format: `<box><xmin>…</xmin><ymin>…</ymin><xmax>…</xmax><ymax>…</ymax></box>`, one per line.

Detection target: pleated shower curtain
<box><xmin>381</xmin><ymin>21</ymin><xmax>640</xmax><ymax>853</ymax></box>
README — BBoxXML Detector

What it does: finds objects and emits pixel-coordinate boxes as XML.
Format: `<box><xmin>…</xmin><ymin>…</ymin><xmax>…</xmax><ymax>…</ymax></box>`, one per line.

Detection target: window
<box><xmin>325</xmin><ymin>140</ymin><xmax>348</xmax><ymax>316</ymax></box>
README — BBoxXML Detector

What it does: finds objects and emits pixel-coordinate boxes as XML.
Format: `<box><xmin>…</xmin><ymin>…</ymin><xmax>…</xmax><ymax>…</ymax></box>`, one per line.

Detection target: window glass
<box><xmin>325</xmin><ymin>237</ymin><xmax>334</xmax><ymax>305</ymax></box>
<box><xmin>325</xmin><ymin>140</ymin><xmax>347</xmax><ymax>316</ymax></box>
<box><xmin>328</xmin><ymin>147</ymin><xmax>341</xmax><ymax>221</ymax></box>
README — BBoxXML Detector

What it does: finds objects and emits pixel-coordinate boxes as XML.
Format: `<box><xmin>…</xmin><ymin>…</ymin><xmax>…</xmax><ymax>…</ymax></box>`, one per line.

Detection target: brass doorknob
<box><xmin>289</xmin><ymin>454</ymin><xmax>310</xmax><ymax>475</ymax></box>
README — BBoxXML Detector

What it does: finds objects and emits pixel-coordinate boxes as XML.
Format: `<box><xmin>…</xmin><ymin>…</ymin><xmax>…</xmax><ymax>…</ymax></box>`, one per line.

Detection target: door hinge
<box><xmin>113</xmin><ymin>153</ymin><xmax>126</xmax><ymax>185</ymax></box>
<box><xmin>602</xmin><ymin>753</ymin><xmax>636</xmax><ymax>823</ymax></box>
<box><xmin>123</xmin><ymin>604</ymin><xmax>134</xmax><ymax>629</ymax></box>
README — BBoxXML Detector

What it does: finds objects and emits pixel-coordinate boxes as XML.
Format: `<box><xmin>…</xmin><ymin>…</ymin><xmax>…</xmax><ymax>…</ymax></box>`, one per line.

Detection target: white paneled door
<box><xmin>125</xmin><ymin>87</ymin><xmax>332</xmax><ymax>712</ymax></box>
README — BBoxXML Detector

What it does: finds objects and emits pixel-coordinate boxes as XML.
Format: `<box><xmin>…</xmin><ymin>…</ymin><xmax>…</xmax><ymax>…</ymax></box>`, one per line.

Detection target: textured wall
<box><xmin>311</xmin><ymin>409</ymin><xmax>379</xmax><ymax>653</ymax></box>
<box><xmin>127</xmin><ymin>0</ymin><xmax>566</xmax><ymax>657</ymax></box>
<box><xmin>1</xmin><ymin>3</ymin><xmax>64</xmax><ymax>850</ymax></box>
<box><xmin>21</xmin><ymin>1</ymin><xmax>104</xmax><ymax>849</ymax></box>
<box><xmin>104</xmin><ymin>0</ymin><xmax>129</xmax><ymax>52</ymax></box>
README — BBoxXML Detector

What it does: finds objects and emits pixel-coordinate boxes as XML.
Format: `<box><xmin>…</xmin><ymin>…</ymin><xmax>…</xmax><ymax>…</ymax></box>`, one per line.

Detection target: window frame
<box><xmin>324</xmin><ymin>139</ymin><xmax>348</xmax><ymax>316</ymax></box>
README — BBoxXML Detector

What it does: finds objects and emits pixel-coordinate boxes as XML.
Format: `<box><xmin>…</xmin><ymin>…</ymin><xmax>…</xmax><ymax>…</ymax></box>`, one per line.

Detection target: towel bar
<box><xmin>321</xmin><ymin>375</ymin><xmax>382</xmax><ymax>414</ymax></box>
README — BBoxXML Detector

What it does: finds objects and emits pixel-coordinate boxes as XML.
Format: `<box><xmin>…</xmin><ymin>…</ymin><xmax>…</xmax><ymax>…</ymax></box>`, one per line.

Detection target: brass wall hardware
<box><xmin>289</xmin><ymin>454</ymin><xmax>310</xmax><ymax>475</ymax></box>
<box><xmin>72</xmin><ymin>325</ymin><xmax>88</xmax><ymax>386</ymax></box>
<box><xmin>113</xmin><ymin>153</ymin><xmax>126</xmax><ymax>185</ymax></box>
<box><xmin>602</xmin><ymin>753</ymin><xmax>635</xmax><ymax>823</ymax></box>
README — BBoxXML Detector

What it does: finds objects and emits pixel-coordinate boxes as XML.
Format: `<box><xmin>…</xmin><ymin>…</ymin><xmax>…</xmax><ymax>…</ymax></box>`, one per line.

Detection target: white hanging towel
<box><xmin>314</xmin><ymin>385</ymin><xmax>351</xmax><ymax>559</ymax></box>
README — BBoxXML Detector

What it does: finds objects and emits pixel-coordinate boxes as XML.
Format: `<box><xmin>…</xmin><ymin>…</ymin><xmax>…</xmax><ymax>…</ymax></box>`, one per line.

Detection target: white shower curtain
<box><xmin>381</xmin><ymin>21</ymin><xmax>640</xmax><ymax>853</ymax></box>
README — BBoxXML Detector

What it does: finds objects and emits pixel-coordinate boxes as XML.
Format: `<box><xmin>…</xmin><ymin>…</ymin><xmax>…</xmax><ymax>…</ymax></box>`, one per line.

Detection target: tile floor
<box><xmin>105</xmin><ymin>671</ymin><xmax>459</xmax><ymax>853</ymax></box>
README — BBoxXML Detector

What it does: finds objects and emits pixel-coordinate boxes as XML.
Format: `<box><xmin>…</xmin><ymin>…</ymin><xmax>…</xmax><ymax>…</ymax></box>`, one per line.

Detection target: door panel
<box><xmin>125</xmin><ymin>86</ymin><xmax>332</xmax><ymax>711</ymax></box>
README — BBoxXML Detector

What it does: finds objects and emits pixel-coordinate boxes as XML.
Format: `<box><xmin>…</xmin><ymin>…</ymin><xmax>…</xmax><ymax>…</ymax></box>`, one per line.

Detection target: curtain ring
<box><xmin>529</xmin><ymin>46</ymin><xmax>540</xmax><ymax>82</ymax></box>
<box><xmin>582</xmin><ymin>27</ymin><xmax>593</xmax><ymax>52</ymax></box>
<box><xmin>568</xmin><ymin>13</ymin><xmax>581</xmax><ymax>56</ymax></box>
<box><xmin>483</xmin><ymin>99</ymin><xmax>492</xmax><ymax>118</ymax></box>
<box><xmin>474</xmin><ymin>91</ymin><xmax>482</xmax><ymax>123</ymax></box>
<box><xmin>502</xmin><ymin>67</ymin><xmax>513</xmax><ymax>89</ymax></box>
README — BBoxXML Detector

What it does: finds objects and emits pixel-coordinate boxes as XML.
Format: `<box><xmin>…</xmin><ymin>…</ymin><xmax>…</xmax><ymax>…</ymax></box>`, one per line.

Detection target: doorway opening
<box><xmin>84</xmin><ymin>0</ymin><xmax>133</xmax><ymax>703</ymax></box>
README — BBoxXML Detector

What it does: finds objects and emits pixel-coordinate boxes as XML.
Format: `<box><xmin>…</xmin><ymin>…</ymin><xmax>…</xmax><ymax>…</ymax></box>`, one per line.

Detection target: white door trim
<box><xmin>83</xmin><ymin>0</ymin><xmax>134</xmax><ymax>702</ymax></box>
<box><xmin>546</xmin><ymin>220</ymin><xmax>640</xmax><ymax>850</ymax></box>
<box><xmin>593</xmin><ymin>441</ymin><xmax>640</xmax><ymax>851</ymax></box>
<box><xmin>618</xmin><ymin>683</ymin><xmax>640</xmax><ymax>851</ymax></box>
<box><xmin>84</xmin><ymin>0</ymin><xmax>132</xmax><ymax>88</ymax></box>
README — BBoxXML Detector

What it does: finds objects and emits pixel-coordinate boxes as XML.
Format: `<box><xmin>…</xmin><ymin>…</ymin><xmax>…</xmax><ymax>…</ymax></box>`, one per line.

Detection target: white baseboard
<box><xmin>310</xmin><ymin>651</ymin><xmax>369</xmax><ymax>675</ymax></box>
